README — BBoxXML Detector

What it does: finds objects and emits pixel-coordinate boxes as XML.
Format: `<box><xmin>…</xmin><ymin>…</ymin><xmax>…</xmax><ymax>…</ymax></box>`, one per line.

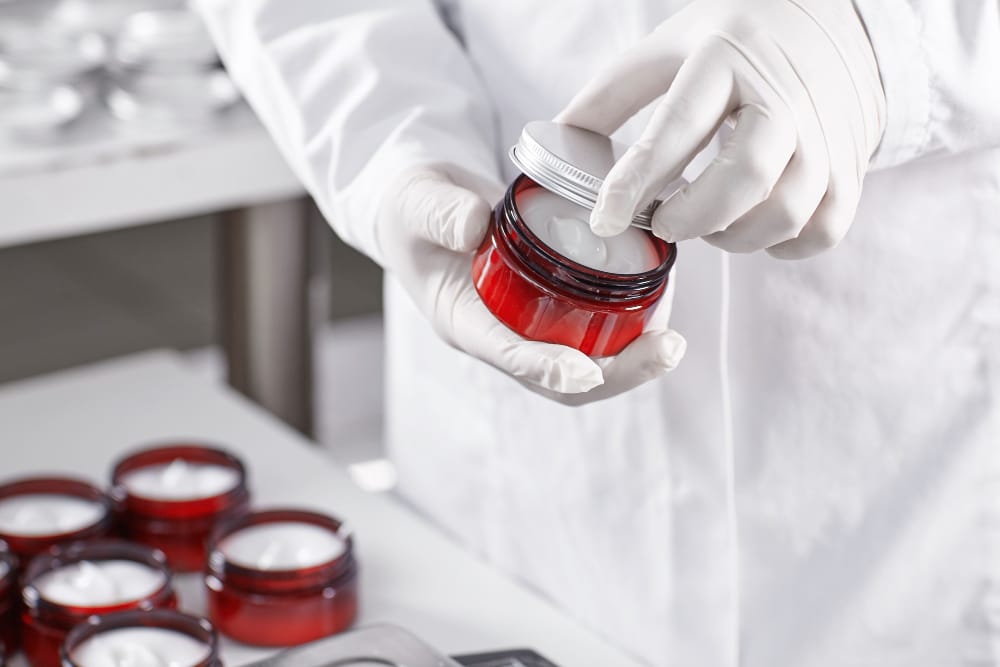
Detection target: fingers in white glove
<box><xmin>585</xmin><ymin>43</ymin><xmax>735</xmax><ymax>238</ymax></box>
<box><xmin>394</xmin><ymin>169</ymin><xmax>494</xmax><ymax>252</ymax></box>
<box><xmin>703</xmin><ymin>104</ymin><xmax>829</xmax><ymax>253</ymax></box>
<box><xmin>651</xmin><ymin>103</ymin><xmax>796</xmax><ymax>243</ymax></box>
<box><xmin>766</xmin><ymin>186</ymin><xmax>860</xmax><ymax>259</ymax></box>
<box><xmin>519</xmin><ymin>328</ymin><xmax>687</xmax><ymax>406</ymax></box>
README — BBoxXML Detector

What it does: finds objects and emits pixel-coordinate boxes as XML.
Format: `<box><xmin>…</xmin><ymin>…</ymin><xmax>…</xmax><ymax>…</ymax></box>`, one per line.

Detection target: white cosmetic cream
<box><xmin>517</xmin><ymin>188</ymin><xmax>660</xmax><ymax>274</ymax></box>
<box><xmin>220</xmin><ymin>522</ymin><xmax>346</xmax><ymax>571</ymax></box>
<box><xmin>120</xmin><ymin>459</ymin><xmax>240</xmax><ymax>501</ymax></box>
<box><xmin>71</xmin><ymin>627</ymin><xmax>210</xmax><ymax>667</ymax></box>
<box><xmin>0</xmin><ymin>494</ymin><xmax>105</xmax><ymax>536</ymax></box>
<box><xmin>35</xmin><ymin>560</ymin><xmax>165</xmax><ymax>607</ymax></box>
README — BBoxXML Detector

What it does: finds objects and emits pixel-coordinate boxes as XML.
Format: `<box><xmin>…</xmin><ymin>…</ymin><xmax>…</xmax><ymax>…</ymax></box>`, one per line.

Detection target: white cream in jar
<box><xmin>120</xmin><ymin>459</ymin><xmax>240</xmax><ymax>501</ymax></box>
<box><xmin>70</xmin><ymin>626</ymin><xmax>211</xmax><ymax>667</ymax></box>
<box><xmin>35</xmin><ymin>560</ymin><xmax>165</xmax><ymax>607</ymax></box>
<box><xmin>219</xmin><ymin>521</ymin><xmax>346</xmax><ymax>570</ymax></box>
<box><xmin>517</xmin><ymin>187</ymin><xmax>660</xmax><ymax>274</ymax></box>
<box><xmin>0</xmin><ymin>494</ymin><xmax>105</xmax><ymax>536</ymax></box>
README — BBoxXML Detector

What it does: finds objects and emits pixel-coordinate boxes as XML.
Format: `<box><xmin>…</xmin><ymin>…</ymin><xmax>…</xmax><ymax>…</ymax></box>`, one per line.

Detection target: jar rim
<box><xmin>22</xmin><ymin>539</ymin><xmax>176</xmax><ymax>621</ymax></box>
<box><xmin>0</xmin><ymin>477</ymin><xmax>114</xmax><ymax>547</ymax></box>
<box><xmin>502</xmin><ymin>176</ymin><xmax>674</xmax><ymax>302</ymax></box>
<box><xmin>61</xmin><ymin>609</ymin><xmax>221</xmax><ymax>667</ymax></box>
<box><xmin>207</xmin><ymin>508</ymin><xmax>355</xmax><ymax>592</ymax></box>
<box><xmin>110</xmin><ymin>442</ymin><xmax>250</xmax><ymax>517</ymax></box>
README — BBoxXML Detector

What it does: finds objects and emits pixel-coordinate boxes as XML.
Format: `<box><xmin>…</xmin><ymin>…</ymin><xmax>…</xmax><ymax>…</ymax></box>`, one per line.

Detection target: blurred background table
<box><xmin>0</xmin><ymin>351</ymin><xmax>641</xmax><ymax>667</ymax></box>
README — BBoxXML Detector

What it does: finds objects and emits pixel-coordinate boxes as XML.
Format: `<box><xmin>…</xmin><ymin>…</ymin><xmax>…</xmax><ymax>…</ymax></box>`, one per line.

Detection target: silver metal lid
<box><xmin>510</xmin><ymin>120</ymin><xmax>682</xmax><ymax>231</ymax></box>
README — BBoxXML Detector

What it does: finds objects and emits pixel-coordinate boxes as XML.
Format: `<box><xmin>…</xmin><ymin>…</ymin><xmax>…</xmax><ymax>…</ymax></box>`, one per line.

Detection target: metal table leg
<box><xmin>218</xmin><ymin>197</ymin><xmax>314</xmax><ymax>436</ymax></box>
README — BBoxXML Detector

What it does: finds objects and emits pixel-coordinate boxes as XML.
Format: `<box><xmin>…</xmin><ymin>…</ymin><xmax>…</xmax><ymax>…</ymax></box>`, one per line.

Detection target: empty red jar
<box><xmin>0</xmin><ymin>549</ymin><xmax>17</xmax><ymax>659</ymax></box>
<box><xmin>205</xmin><ymin>509</ymin><xmax>358</xmax><ymax>646</ymax></box>
<box><xmin>111</xmin><ymin>444</ymin><xmax>250</xmax><ymax>572</ymax></box>
<box><xmin>61</xmin><ymin>610</ymin><xmax>222</xmax><ymax>667</ymax></box>
<box><xmin>21</xmin><ymin>540</ymin><xmax>177</xmax><ymax>667</ymax></box>
<box><xmin>473</xmin><ymin>174</ymin><xmax>675</xmax><ymax>356</ymax></box>
<box><xmin>0</xmin><ymin>478</ymin><xmax>114</xmax><ymax>564</ymax></box>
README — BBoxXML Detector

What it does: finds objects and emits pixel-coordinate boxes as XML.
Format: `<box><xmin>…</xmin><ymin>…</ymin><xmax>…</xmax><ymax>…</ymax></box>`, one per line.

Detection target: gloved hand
<box><xmin>377</xmin><ymin>166</ymin><xmax>687</xmax><ymax>403</ymax></box>
<box><xmin>557</xmin><ymin>0</ymin><xmax>886</xmax><ymax>259</ymax></box>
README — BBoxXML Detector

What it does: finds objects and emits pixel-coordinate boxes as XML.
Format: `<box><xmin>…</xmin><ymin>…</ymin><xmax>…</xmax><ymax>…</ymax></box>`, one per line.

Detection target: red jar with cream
<box><xmin>21</xmin><ymin>540</ymin><xmax>177</xmax><ymax>667</ymax></box>
<box><xmin>111</xmin><ymin>444</ymin><xmax>250</xmax><ymax>572</ymax></box>
<box><xmin>473</xmin><ymin>121</ymin><xmax>680</xmax><ymax>357</ymax></box>
<box><xmin>205</xmin><ymin>508</ymin><xmax>358</xmax><ymax>646</ymax></box>
<box><xmin>0</xmin><ymin>478</ymin><xmax>114</xmax><ymax>564</ymax></box>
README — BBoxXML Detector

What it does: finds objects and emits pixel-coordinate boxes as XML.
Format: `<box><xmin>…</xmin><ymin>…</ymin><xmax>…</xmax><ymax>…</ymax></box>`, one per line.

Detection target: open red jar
<box><xmin>21</xmin><ymin>540</ymin><xmax>177</xmax><ymax>667</ymax></box>
<box><xmin>0</xmin><ymin>478</ymin><xmax>114</xmax><ymax>564</ymax></box>
<box><xmin>0</xmin><ymin>549</ymin><xmax>17</xmax><ymax>659</ymax></box>
<box><xmin>473</xmin><ymin>121</ymin><xmax>680</xmax><ymax>357</ymax></box>
<box><xmin>61</xmin><ymin>610</ymin><xmax>222</xmax><ymax>667</ymax></box>
<box><xmin>205</xmin><ymin>508</ymin><xmax>358</xmax><ymax>646</ymax></box>
<box><xmin>111</xmin><ymin>443</ymin><xmax>250</xmax><ymax>572</ymax></box>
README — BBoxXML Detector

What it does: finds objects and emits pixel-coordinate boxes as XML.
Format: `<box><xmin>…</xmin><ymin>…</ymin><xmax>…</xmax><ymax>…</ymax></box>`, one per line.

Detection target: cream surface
<box><xmin>121</xmin><ymin>459</ymin><xmax>240</xmax><ymax>501</ymax></box>
<box><xmin>71</xmin><ymin>627</ymin><xmax>210</xmax><ymax>667</ymax></box>
<box><xmin>0</xmin><ymin>494</ymin><xmax>104</xmax><ymax>536</ymax></box>
<box><xmin>220</xmin><ymin>521</ymin><xmax>346</xmax><ymax>571</ymax></box>
<box><xmin>35</xmin><ymin>560</ymin><xmax>165</xmax><ymax>607</ymax></box>
<box><xmin>517</xmin><ymin>188</ymin><xmax>660</xmax><ymax>274</ymax></box>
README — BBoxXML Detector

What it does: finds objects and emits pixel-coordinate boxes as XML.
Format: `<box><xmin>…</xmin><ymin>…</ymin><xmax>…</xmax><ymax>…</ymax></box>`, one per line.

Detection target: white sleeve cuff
<box><xmin>851</xmin><ymin>0</ymin><xmax>931</xmax><ymax>169</ymax></box>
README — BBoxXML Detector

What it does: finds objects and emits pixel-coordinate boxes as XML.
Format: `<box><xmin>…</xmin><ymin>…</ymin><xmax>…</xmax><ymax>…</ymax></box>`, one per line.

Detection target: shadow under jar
<box><xmin>61</xmin><ymin>610</ymin><xmax>222</xmax><ymax>667</ymax></box>
<box><xmin>472</xmin><ymin>121</ymin><xmax>680</xmax><ymax>357</ymax></box>
<box><xmin>205</xmin><ymin>509</ymin><xmax>358</xmax><ymax>646</ymax></box>
<box><xmin>21</xmin><ymin>540</ymin><xmax>177</xmax><ymax>667</ymax></box>
<box><xmin>111</xmin><ymin>443</ymin><xmax>251</xmax><ymax>572</ymax></box>
<box><xmin>0</xmin><ymin>478</ymin><xmax>114</xmax><ymax>564</ymax></box>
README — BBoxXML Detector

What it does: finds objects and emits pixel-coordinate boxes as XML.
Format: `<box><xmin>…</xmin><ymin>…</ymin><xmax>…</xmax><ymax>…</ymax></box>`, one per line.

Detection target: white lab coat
<box><xmin>194</xmin><ymin>1</ymin><xmax>1000</xmax><ymax>664</ymax></box>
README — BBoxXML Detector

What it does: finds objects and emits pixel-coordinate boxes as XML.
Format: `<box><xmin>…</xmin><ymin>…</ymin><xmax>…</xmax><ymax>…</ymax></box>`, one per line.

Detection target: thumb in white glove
<box><xmin>376</xmin><ymin>166</ymin><xmax>686</xmax><ymax>403</ymax></box>
<box><xmin>557</xmin><ymin>0</ymin><xmax>886</xmax><ymax>259</ymax></box>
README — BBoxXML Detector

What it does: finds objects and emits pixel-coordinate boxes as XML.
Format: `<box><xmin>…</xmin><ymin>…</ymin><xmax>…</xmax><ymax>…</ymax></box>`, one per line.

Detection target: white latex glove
<box><xmin>378</xmin><ymin>166</ymin><xmax>687</xmax><ymax>403</ymax></box>
<box><xmin>557</xmin><ymin>0</ymin><xmax>886</xmax><ymax>259</ymax></box>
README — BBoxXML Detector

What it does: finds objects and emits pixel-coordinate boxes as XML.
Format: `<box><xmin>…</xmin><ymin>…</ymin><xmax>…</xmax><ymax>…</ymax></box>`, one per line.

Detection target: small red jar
<box><xmin>205</xmin><ymin>509</ymin><xmax>358</xmax><ymax>646</ymax></box>
<box><xmin>0</xmin><ymin>549</ymin><xmax>17</xmax><ymax>659</ymax></box>
<box><xmin>0</xmin><ymin>478</ymin><xmax>114</xmax><ymax>564</ymax></box>
<box><xmin>474</xmin><ymin>175</ymin><xmax>675</xmax><ymax>356</ymax></box>
<box><xmin>21</xmin><ymin>540</ymin><xmax>177</xmax><ymax>667</ymax></box>
<box><xmin>61</xmin><ymin>610</ymin><xmax>222</xmax><ymax>667</ymax></box>
<box><xmin>111</xmin><ymin>444</ymin><xmax>250</xmax><ymax>572</ymax></box>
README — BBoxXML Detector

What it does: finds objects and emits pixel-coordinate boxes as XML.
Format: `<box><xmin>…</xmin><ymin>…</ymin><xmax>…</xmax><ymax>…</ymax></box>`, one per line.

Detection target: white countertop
<box><xmin>0</xmin><ymin>351</ymin><xmax>641</xmax><ymax>667</ymax></box>
<box><xmin>0</xmin><ymin>104</ymin><xmax>304</xmax><ymax>249</ymax></box>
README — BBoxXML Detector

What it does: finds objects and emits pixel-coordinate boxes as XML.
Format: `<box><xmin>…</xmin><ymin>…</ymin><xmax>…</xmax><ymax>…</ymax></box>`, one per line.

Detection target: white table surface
<box><xmin>0</xmin><ymin>104</ymin><xmax>304</xmax><ymax>249</ymax></box>
<box><xmin>0</xmin><ymin>351</ymin><xmax>641</xmax><ymax>667</ymax></box>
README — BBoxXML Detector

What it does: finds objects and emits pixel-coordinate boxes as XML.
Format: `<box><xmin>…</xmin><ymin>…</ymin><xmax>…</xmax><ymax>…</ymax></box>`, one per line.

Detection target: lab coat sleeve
<box><xmin>851</xmin><ymin>0</ymin><xmax>1000</xmax><ymax>169</ymax></box>
<box><xmin>192</xmin><ymin>0</ymin><xmax>500</xmax><ymax>266</ymax></box>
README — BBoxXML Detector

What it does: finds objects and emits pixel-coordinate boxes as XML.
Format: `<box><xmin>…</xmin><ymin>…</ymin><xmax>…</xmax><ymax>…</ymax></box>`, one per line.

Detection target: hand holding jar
<box><xmin>376</xmin><ymin>165</ymin><xmax>686</xmax><ymax>404</ymax></box>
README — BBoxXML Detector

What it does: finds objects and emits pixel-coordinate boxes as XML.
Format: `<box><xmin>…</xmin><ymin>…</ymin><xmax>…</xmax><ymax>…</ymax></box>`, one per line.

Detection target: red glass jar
<box><xmin>205</xmin><ymin>509</ymin><xmax>358</xmax><ymax>646</ymax></box>
<box><xmin>0</xmin><ymin>549</ymin><xmax>17</xmax><ymax>659</ymax></box>
<box><xmin>61</xmin><ymin>610</ymin><xmax>222</xmax><ymax>667</ymax></box>
<box><xmin>0</xmin><ymin>478</ymin><xmax>114</xmax><ymax>564</ymax></box>
<box><xmin>473</xmin><ymin>175</ymin><xmax>675</xmax><ymax>357</ymax></box>
<box><xmin>110</xmin><ymin>444</ymin><xmax>250</xmax><ymax>572</ymax></box>
<box><xmin>21</xmin><ymin>540</ymin><xmax>177</xmax><ymax>667</ymax></box>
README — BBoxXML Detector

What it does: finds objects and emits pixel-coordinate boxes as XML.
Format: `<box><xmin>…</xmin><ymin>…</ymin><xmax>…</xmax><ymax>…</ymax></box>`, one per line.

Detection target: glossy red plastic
<box><xmin>61</xmin><ymin>610</ymin><xmax>222</xmax><ymax>667</ymax></box>
<box><xmin>110</xmin><ymin>444</ymin><xmax>250</xmax><ymax>572</ymax></box>
<box><xmin>0</xmin><ymin>550</ymin><xmax>17</xmax><ymax>659</ymax></box>
<box><xmin>21</xmin><ymin>540</ymin><xmax>177</xmax><ymax>667</ymax></box>
<box><xmin>0</xmin><ymin>478</ymin><xmax>114</xmax><ymax>564</ymax></box>
<box><xmin>205</xmin><ymin>509</ymin><xmax>358</xmax><ymax>647</ymax></box>
<box><xmin>473</xmin><ymin>175</ymin><xmax>676</xmax><ymax>357</ymax></box>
